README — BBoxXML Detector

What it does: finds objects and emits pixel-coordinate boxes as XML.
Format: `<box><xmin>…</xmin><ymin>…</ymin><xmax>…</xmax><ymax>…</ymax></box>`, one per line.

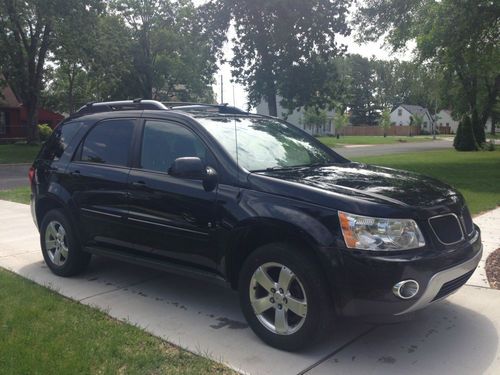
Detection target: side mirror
<box><xmin>169</xmin><ymin>157</ymin><xmax>205</xmax><ymax>179</ymax></box>
<box><xmin>169</xmin><ymin>157</ymin><xmax>218</xmax><ymax>192</ymax></box>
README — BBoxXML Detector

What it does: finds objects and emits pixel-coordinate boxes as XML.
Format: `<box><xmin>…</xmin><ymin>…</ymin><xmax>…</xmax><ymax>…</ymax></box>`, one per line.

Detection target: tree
<box><xmin>355</xmin><ymin>0</ymin><xmax>500</xmax><ymax>144</ymax></box>
<box><xmin>210</xmin><ymin>0</ymin><xmax>350</xmax><ymax>116</ymax></box>
<box><xmin>333</xmin><ymin>110</ymin><xmax>349</xmax><ymax>139</ymax></box>
<box><xmin>454</xmin><ymin>115</ymin><xmax>478</xmax><ymax>151</ymax></box>
<box><xmin>0</xmin><ymin>0</ymin><xmax>102</xmax><ymax>142</ymax></box>
<box><xmin>303</xmin><ymin>107</ymin><xmax>328</xmax><ymax>135</ymax></box>
<box><xmin>379</xmin><ymin>108</ymin><xmax>391</xmax><ymax>137</ymax></box>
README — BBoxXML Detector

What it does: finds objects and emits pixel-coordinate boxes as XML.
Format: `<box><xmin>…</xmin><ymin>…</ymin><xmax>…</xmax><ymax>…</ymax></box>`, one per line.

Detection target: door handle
<box><xmin>69</xmin><ymin>170</ymin><xmax>80</xmax><ymax>176</ymax></box>
<box><xmin>131</xmin><ymin>180</ymin><xmax>146</xmax><ymax>187</ymax></box>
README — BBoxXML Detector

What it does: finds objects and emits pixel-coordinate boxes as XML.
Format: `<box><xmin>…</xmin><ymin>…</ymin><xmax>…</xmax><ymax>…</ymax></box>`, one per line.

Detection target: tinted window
<box><xmin>80</xmin><ymin>119</ymin><xmax>134</xmax><ymax>166</ymax></box>
<box><xmin>141</xmin><ymin>120</ymin><xmax>207</xmax><ymax>173</ymax></box>
<box><xmin>198</xmin><ymin>116</ymin><xmax>338</xmax><ymax>172</ymax></box>
<box><xmin>40</xmin><ymin>121</ymin><xmax>81</xmax><ymax>161</ymax></box>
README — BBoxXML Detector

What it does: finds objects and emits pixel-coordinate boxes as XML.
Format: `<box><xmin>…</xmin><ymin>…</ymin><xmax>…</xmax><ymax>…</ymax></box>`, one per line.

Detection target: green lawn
<box><xmin>353</xmin><ymin>149</ymin><xmax>500</xmax><ymax>215</ymax></box>
<box><xmin>0</xmin><ymin>143</ymin><xmax>41</xmax><ymax>164</ymax></box>
<box><xmin>0</xmin><ymin>268</ymin><xmax>234</xmax><ymax>375</ymax></box>
<box><xmin>318</xmin><ymin>135</ymin><xmax>439</xmax><ymax>147</ymax></box>
<box><xmin>0</xmin><ymin>187</ymin><xmax>31</xmax><ymax>204</ymax></box>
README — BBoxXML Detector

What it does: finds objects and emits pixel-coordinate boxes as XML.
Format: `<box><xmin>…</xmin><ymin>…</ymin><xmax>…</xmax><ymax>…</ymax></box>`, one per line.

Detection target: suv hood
<box><xmin>253</xmin><ymin>162</ymin><xmax>459</xmax><ymax>208</ymax></box>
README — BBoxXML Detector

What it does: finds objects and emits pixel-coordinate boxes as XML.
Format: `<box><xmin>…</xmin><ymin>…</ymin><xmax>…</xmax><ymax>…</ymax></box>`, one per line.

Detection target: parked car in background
<box><xmin>30</xmin><ymin>100</ymin><xmax>482</xmax><ymax>351</ymax></box>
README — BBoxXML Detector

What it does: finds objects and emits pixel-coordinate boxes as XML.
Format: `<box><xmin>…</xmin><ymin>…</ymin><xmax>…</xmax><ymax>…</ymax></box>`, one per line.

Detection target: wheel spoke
<box><xmin>274</xmin><ymin>308</ymin><xmax>288</xmax><ymax>334</ymax></box>
<box><xmin>251</xmin><ymin>296</ymin><xmax>274</xmax><ymax>315</ymax></box>
<box><xmin>53</xmin><ymin>249</ymin><xmax>62</xmax><ymax>265</ymax></box>
<box><xmin>48</xmin><ymin>222</ymin><xmax>58</xmax><ymax>238</ymax></box>
<box><xmin>58</xmin><ymin>225</ymin><xmax>66</xmax><ymax>236</ymax></box>
<box><xmin>287</xmin><ymin>296</ymin><xmax>307</xmax><ymax>318</ymax></box>
<box><xmin>278</xmin><ymin>266</ymin><xmax>294</xmax><ymax>292</ymax></box>
<box><xmin>60</xmin><ymin>244</ymin><xmax>69</xmax><ymax>259</ymax></box>
<box><xmin>45</xmin><ymin>240</ymin><xmax>57</xmax><ymax>250</ymax></box>
<box><xmin>253</xmin><ymin>266</ymin><xmax>276</xmax><ymax>293</ymax></box>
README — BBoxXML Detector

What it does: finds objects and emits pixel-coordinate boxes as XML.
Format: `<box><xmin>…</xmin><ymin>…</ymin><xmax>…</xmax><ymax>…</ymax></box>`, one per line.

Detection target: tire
<box><xmin>40</xmin><ymin>209</ymin><xmax>91</xmax><ymax>277</ymax></box>
<box><xmin>239</xmin><ymin>242</ymin><xmax>333</xmax><ymax>351</ymax></box>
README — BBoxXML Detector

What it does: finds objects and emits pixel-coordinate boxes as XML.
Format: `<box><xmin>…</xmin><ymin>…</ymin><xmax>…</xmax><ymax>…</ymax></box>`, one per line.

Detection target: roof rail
<box><xmin>75</xmin><ymin>99</ymin><xmax>168</xmax><ymax>115</ymax></box>
<box><xmin>163</xmin><ymin>101</ymin><xmax>248</xmax><ymax>115</ymax></box>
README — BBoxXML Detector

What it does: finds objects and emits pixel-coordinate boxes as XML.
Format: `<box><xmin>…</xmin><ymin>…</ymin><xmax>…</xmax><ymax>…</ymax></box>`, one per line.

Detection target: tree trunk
<box><xmin>26</xmin><ymin>99</ymin><xmax>40</xmax><ymax>144</ymax></box>
<box><xmin>266</xmin><ymin>91</ymin><xmax>278</xmax><ymax>117</ymax></box>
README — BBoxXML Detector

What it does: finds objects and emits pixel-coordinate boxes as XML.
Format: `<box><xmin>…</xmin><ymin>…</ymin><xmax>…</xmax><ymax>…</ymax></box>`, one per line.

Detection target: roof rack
<box><xmin>75</xmin><ymin>99</ymin><xmax>168</xmax><ymax>115</ymax></box>
<box><xmin>163</xmin><ymin>102</ymin><xmax>248</xmax><ymax>115</ymax></box>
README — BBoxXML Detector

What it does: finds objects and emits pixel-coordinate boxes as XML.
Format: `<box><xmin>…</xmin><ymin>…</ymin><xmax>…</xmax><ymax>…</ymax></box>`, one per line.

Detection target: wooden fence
<box><xmin>341</xmin><ymin>125</ymin><xmax>421</xmax><ymax>136</ymax></box>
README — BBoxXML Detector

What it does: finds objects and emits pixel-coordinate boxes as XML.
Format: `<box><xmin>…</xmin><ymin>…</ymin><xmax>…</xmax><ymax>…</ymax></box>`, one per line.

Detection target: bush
<box><xmin>38</xmin><ymin>124</ymin><xmax>53</xmax><ymax>142</ymax></box>
<box><xmin>454</xmin><ymin>115</ymin><xmax>478</xmax><ymax>151</ymax></box>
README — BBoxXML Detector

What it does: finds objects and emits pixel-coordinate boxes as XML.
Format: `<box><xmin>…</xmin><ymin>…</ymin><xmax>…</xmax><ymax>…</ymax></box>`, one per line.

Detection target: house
<box><xmin>256</xmin><ymin>96</ymin><xmax>336</xmax><ymax>135</ymax></box>
<box><xmin>390</xmin><ymin>104</ymin><xmax>434</xmax><ymax>132</ymax></box>
<box><xmin>1</xmin><ymin>76</ymin><xmax>64</xmax><ymax>140</ymax></box>
<box><xmin>436</xmin><ymin>109</ymin><xmax>460</xmax><ymax>134</ymax></box>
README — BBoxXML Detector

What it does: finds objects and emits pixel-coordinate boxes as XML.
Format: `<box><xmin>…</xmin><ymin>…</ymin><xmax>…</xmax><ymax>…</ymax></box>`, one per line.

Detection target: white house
<box><xmin>436</xmin><ymin>109</ymin><xmax>496</xmax><ymax>134</ymax></box>
<box><xmin>436</xmin><ymin>109</ymin><xmax>460</xmax><ymax>133</ymax></box>
<box><xmin>256</xmin><ymin>96</ymin><xmax>336</xmax><ymax>135</ymax></box>
<box><xmin>390</xmin><ymin>104</ymin><xmax>434</xmax><ymax>132</ymax></box>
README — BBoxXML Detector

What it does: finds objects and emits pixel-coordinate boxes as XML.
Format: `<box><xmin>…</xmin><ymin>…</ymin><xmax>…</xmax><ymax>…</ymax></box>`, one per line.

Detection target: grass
<box><xmin>353</xmin><ymin>149</ymin><xmax>500</xmax><ymax>215</ymax></box>
<box><xmin>0</xmin><ymin>187</ymin><xmax>31</xmax><ymax>204</ymax></box>
<box><xmin>0</xmin><ymin>268</ymin><xmax>234</xmax><ymax>375</ymax></box>
<box><xmin>0</xmin><ymin>143</ymin><xmax>41</xmax><ymax>164</ymax></box>
<box><xmin>317</xmin><ymin>135</ymin><xmax>439</xmax><ymax>147</ymax></box>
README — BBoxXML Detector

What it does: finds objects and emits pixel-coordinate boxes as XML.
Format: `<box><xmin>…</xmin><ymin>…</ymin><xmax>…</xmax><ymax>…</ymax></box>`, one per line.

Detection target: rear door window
<box><xmin>79</xmin><ymin>119</ymin><xmax>135</xmax><ymax>167</ymax></box>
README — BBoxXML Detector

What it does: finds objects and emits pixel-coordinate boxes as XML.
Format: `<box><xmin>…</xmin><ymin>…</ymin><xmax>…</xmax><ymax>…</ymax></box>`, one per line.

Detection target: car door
<box><xmin>65</xmin><ymin>118</ymin><xmax>137</xmax><ymax>250</ymax></box>
<box><xmin>127</xmin><ymin>118</ymin><xmax>219</xmax><ymax>271</ymax></box>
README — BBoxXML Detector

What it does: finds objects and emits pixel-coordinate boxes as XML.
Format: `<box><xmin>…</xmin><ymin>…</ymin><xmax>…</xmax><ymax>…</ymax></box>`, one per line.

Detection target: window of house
<box><xmin>80</xmin><ymin>119</ymin><xmax>135</xmax><ymax>166</ymax></box>
<box><xmin>423</xmin><ymin>121</ymin><xmax>428</xmax><ymax>127</ymax></box>
<box><xmin>0</xmin><ymin>111</ymin><xmax>7</xmax><ymax>135</ymax></box>
<box><xmin>398</xmin><ymin>109</ymin><xmax>402</xmax><ymax>116</ymax></box>
<box><xmin>140</xmin><ymin>120</ymin><xmax>208</xmax><ymax>173</ymax></box>
<box><xmin>446</xmin><ymin>122</ymin><xmax>449</xmax><ymax>126</ymax></box>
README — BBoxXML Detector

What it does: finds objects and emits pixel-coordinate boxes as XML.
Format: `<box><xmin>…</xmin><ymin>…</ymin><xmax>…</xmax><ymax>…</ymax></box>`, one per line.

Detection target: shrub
<box><xmin>38</xmin><ymin>124</ymin><xmax>53</xmax><ymax>142</ymax></box>
<box><xmin>454</xmin><ymin>115</ymin><xmax>478</xmax><ymax>151</ymax></box>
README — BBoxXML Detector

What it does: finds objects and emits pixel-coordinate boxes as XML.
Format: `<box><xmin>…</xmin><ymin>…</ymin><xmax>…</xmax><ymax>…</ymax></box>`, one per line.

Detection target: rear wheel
<box><xmin>40</xmin><ymin>209</ymin><xmax>91</xmax><ymax>276</ymax></box>
<box><xmin>239</xmin><ymin>242</ymin><xmax>333</xmax><ymax>351</ymax></box>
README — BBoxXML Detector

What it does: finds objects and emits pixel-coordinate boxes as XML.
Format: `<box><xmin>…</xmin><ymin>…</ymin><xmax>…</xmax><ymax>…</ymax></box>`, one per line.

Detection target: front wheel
<box><xmin>239</xmin><ymin>243</ymin><xmax>333</xmax><ymax>351</ymax></box>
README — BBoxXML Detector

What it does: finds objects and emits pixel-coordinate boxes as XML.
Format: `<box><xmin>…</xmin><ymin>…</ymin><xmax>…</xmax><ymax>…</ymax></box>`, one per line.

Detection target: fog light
<box><xmin>393</xmin><ymin>280</ymin><xmax>420</xmax><ymax>300</ymax></box>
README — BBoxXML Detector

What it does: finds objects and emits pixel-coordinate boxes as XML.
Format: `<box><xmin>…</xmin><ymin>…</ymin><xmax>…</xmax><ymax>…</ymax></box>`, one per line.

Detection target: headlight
<box><xmin>338</xmin><ymin>211</ymin><xmax>425</xmax><ymax>251</ymax></box>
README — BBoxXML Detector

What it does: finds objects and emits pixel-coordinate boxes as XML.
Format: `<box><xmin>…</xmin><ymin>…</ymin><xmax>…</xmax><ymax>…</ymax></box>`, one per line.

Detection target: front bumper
<box><xmin>332</xmin><ymin>227</ymin><xmax>482</xmax><ymax>317</ymax></box>
<box><xmin>394</xmin><ymin>242</ymin><xmax>482</xmax><ymax>315</ymax></box>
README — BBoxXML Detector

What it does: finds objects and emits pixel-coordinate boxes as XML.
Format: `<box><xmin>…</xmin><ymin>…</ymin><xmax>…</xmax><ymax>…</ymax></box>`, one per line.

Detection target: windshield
<box><xmin>197</xmin><ymin>116</ymin><xmax>340</xmax><ymax>172</ymax></box>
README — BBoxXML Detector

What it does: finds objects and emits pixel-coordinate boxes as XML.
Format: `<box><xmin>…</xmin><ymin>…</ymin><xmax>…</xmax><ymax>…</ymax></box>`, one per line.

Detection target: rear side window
<box><xmin>80</xmin><ymin>119</ymin><xmax>135</xmax><ymax>166</ymax></box>
<box><xmin>140</xmin><ymin>120</ymin><xmax>207</xmax><ymax>173</ymax></box>
<box><xmin>40</xmin><ymin>121</ymin><xmax>81</xmax><ymax>161</ymax></box>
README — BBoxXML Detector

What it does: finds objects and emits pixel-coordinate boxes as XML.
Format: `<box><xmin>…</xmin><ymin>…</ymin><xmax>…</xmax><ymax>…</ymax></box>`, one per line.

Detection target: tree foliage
<box><xmin>355</xmin><ymin>0</ymin><xmax>500</xmax><ymax>143</ymax></box>
<box><xmin>379</xmin><ymin>108</ymin><xmax>391</xmax><ymax>137</ymax></box>
<box><xmin>209</xmin><ymin>0</ymin><xmax>351</xmax><ymax>116</ymax></box>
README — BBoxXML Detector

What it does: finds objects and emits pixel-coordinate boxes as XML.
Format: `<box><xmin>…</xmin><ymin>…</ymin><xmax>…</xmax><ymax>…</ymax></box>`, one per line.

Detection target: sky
<box><xmin>192</xmin><ymin>1</ymin><xmax>413</xmax><ymax>111</ymax></box>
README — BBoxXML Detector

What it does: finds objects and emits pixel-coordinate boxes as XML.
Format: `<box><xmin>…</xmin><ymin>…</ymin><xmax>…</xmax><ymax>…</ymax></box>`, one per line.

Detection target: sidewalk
<box><xmin>0</xmin><ymin>199</ymin><xmax>499</xmax><ymax>375</ymax></box>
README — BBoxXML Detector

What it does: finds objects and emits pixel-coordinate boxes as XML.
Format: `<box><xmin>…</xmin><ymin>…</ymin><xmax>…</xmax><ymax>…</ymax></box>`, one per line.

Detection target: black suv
<box><xmin>30</xmin><ymin>100</ymin><xmax>482</xmax><ymax>351</ymax></box>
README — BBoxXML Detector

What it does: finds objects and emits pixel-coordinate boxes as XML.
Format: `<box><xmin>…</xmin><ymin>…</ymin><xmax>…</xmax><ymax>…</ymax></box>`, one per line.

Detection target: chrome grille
<box><xmin>429</xmin><ymin>214</ymin><xmax>464</xmax><ymax>245</ymax></box>
<box><xmin>461</xmin><ymin>206</ymin><xmax>474</xmax><ymax>236</ymax></box>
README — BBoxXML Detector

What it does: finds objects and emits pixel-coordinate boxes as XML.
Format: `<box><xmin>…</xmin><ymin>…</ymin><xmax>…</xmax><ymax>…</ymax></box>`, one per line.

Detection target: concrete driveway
<box><xmin>335</xmin><ymin>138</ymin><xmax>453</xmax><ymax>159</ymax></box>
<box><xmin>0</xmin><ymin>199</ymin><xmax>499</xmax><ymax>375</ymax></box>
<box><xmin>0</xmin><ymin>163</ymin><xmax>30</xmax><ymax>190</ymax></box>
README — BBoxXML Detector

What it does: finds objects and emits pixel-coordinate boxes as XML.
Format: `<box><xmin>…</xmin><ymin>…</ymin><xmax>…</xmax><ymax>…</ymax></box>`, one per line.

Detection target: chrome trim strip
<box><xmin>81</xmin><ymin>208</ymin><xmax>121</xmax><ymax>218</ymax></box>
<box><xmin>395</xmin><ymin>246</ymin><xmax>482</xmax><ymax>315</ymax></box>
<box><xmin>428</xmin><ymin>213</ymin><xmax>465</xmax><ymax>245</ymax></box>
<box><xmin>128</xmin><ymin>217</ymin><xmax>208</xmax><ymax>236</ymax></box>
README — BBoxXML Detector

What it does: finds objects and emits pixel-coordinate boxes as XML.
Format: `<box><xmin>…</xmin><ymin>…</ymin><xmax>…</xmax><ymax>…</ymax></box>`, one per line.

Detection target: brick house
<box><xmin>0</xmin><ymin>77</ymin><xmax>64</xmax><ymax>140</ymax></box>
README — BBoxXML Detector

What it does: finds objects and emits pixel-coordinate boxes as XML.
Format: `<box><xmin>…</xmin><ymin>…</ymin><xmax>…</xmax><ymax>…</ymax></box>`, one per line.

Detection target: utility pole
<box><xmin>220</xmin><ymin>75</ymin><xmax>223</xmax><ymax>104</ymax></box>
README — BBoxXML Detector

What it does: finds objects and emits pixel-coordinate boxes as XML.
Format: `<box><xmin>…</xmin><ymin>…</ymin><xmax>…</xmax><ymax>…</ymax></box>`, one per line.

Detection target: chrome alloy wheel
<box><xmin>249</xmin><ymin>262</ymin><xmax>308</xmax><ymax>335</ymax></box>
<box><xmin>45</xmin><ymin>220</ymin><xmax>69</xmax><ymax>266</ymax></box>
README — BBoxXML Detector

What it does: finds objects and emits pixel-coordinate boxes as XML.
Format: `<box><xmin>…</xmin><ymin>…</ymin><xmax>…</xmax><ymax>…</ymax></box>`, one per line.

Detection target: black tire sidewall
<box><xmin>239</xmin><ymin>242</ymin><xmax>332</xmax><ymax>351</ymax></box>
<box><xmin>40</xmin><ymin>209</ymin><xmax>89</xmax><ymax>276</ymax></box>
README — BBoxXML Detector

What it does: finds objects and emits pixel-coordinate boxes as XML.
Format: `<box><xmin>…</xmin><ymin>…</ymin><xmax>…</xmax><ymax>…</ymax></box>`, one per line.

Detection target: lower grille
<box><xmin>432</xmin><ymin>270</ymin><xmax>474</xmax><ymax>301</ymax></box>
<box><xmin>429</xmin><ymin>214</ymin><xmax>463</xmax><ymax>245</ymax></box>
